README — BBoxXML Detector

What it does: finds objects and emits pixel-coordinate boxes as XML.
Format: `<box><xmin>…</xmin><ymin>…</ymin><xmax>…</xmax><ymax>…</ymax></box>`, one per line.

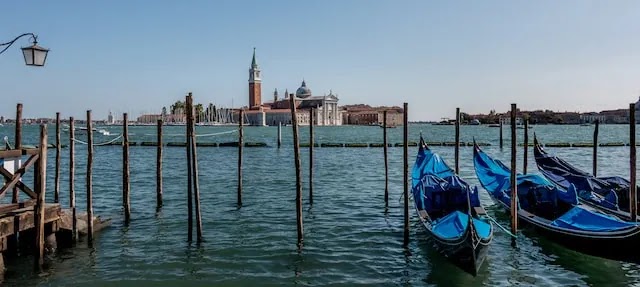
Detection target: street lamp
<box><xmin>0</xmin><ymin>33</ymin><xmax>49</xmax><ymax>66</ymax></box>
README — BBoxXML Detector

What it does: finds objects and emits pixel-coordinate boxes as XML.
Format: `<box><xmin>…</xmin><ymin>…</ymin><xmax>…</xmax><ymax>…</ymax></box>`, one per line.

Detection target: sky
<box><xmin>1</xmin><ymin>0</ymin><xmax>640</xmax><ymax>121</ymax></box>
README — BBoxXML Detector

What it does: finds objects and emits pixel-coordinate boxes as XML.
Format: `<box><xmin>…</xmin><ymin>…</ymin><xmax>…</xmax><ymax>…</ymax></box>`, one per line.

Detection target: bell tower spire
<box><xmin>251</xmin><ymin>47</ymin><xmax>258</xmax><ymax>68</ymax></box>
<box><xmin>248</xmin><ymin>47</ymin><xmax>262</xmax><ymax>109</ymax></box>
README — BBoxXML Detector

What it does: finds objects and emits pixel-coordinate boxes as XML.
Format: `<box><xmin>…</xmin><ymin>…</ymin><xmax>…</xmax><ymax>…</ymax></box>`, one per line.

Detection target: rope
<box><xmin>138</xmin><ymin>129</ymin><xmax>239</xmax><ymax>137</ymax></box>
<box><xmin>195</xmin><ymin>129</ymin><xmax>238</xmax><ymax>137</ymax></box>
<box><xmin>485</xmin><ymin>214</ymin><xmax>517</xmax><ymax>238</ymax></box>
<box><xmin>73</xmin><ymin>134</ymin><xmax>123</xmax><ymax>146</ymax></box>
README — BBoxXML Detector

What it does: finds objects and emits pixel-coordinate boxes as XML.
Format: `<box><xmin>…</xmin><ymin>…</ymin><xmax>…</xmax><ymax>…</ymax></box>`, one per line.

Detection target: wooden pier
<box><xmin>0</xmin><ymin>104</ymin><xmax>110</xmax><ymax>276</ymax></box>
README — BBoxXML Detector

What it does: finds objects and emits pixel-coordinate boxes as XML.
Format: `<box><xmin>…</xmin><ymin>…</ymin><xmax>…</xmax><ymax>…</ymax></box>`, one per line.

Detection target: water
<box><xmin>0</xmin><ymin>123</ymin><xmax>639</xmax><ymax>286</ymax></box>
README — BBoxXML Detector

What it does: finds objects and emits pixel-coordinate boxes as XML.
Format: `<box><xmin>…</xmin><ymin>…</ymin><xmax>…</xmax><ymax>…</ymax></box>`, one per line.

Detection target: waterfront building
<box><xmin>499</xmin><ymin>116</ymin><xmax>523</xmax><ymax>125</ymax></box>
<box><xmin>580</xmin><ymin>112</ymin><xmax>606</xmax><ymax>124</ymax></box>
<box><xmin>341</xmin><ymin>104</ymin><xmax>404</xmax><ymax>126</ymax></box>
<box><xmin>242</xmin><ymin>50</ymin><xmax>343</xmax><ymax>126</ymax></box>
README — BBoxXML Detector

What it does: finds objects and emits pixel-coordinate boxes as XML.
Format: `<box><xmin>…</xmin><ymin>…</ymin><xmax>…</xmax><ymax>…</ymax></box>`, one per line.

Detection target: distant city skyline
<box><xmin>1</xmin><ymin>1</ymin><xmax>640</xmax><ymax>121</ymax></box>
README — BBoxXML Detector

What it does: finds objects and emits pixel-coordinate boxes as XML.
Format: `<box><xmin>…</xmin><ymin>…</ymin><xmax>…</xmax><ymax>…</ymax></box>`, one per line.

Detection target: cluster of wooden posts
<box><xmin>285</xmin><ymin>96</ymin><xmax>411</xmax><ymax>247</ymax></box>
<box><xmin>0</xmin><ymin>104</ymin><xmax>56</xmax><ymax>272</ymax></box>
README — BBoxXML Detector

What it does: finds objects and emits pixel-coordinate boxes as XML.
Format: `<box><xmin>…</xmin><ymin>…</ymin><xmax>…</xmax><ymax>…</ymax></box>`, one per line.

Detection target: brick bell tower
<box><xmin>248</xmin><ymin>47</ymin><xmax>262</xmax><ymax>109</ymax></box>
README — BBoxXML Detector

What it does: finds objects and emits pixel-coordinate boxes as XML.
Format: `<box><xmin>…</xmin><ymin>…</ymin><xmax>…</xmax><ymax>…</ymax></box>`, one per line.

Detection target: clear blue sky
<box><xmin>1</xmin><ymin>0</ymin><xmax>640</xmax><ymax>121</ymax></box>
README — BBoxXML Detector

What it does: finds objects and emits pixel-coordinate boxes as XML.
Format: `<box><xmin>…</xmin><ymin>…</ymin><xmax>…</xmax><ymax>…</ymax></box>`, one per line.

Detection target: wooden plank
<box><xmin>0</xmin><ymin>204</ymin><xmax>61</xmax><ymax>239</ymax></box>
<box><xmin>0</xmin><ymin>201</ymin><xmax>35</xmax><ymax>215</ymax></box>
<box><xmin>0</xmin><ymin>148</ymin><xmax>38</xmax><ymax>159</ymax></box>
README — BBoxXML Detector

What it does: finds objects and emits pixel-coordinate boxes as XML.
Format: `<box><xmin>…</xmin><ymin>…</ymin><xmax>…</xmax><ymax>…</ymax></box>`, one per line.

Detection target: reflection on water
<box><xmin>0</xmin><ymin>124</ymin><xmax>638</xmax><ymax>286</ymax></box>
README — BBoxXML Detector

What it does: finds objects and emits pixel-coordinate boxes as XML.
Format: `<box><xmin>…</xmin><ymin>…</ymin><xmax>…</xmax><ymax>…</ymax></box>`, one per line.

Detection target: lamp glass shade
<box><xmin>21</xmin><ymin>44</ymin><xmax>49</xmax><ymax>66</ymax></box>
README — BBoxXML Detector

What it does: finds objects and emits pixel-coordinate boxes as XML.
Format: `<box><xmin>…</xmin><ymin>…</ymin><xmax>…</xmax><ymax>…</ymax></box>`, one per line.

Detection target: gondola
<box><xmin>412</xmin><ymin>137</ymin><xmax>493</xmax><ymax>276</ymax></box>
<box><xmin>473</xmin><ymin>143</ymin><xmax>640</xmax><ymax>262</ymax></box>
<box><xmin>533</xmin><ymin>136</ymin><xmax>637</xmax><ymax>221</ymax></box>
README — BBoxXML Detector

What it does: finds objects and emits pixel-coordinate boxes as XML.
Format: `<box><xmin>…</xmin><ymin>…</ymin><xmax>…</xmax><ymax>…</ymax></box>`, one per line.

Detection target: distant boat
<box><xmin>469</xmin><ymin>119</ymin><xmax>481</xmax><ymax>125</ymax></box>
<box><xmin>63</xmin><ymin>126</ymin><xmax>111</xmax><ymax>136</ymax></box>
<box><xmin>379</xmin><ymin>123</ymin><xmax>397</xmax><ymax>128</ymax></box>
<box><xmin>580</xmin><ymin>123</ymin><xmax>592</xmax><ymax>127</ymax></box>
<box><xmin>433</xmin><ymin>121</ymin><xmax>454</xmax><ymax>126</ymax></box>
<box><xmin>488</xmin><ymin>124</ymin><xmax>500</xmax><ymax>128</ymax></box>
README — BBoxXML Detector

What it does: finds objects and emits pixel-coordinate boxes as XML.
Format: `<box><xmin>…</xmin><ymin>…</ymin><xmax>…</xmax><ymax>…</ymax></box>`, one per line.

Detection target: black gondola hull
<box><xmin>418</xmin><ymin>213</ymin><xmax>492</xmax><ymax>276</ymax></box>
<box><xmin>492</xmin><ymin>199</ymin><xmax>640</xmax><ymax>263</ymax></box>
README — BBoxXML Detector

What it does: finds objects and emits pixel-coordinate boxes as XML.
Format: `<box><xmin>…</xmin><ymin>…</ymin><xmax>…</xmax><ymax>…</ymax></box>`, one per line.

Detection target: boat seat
<box><xmin>473</xmin><ymin>206</ymin><xmax>487</xmax><ymax>216</ymax></box>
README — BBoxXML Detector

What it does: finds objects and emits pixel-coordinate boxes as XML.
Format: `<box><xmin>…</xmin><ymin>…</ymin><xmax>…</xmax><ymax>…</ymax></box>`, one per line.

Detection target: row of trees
<box><xmin>167</xmin><ymin>100</ymin><xmax>235</xmax><ymax>123</ymax></box>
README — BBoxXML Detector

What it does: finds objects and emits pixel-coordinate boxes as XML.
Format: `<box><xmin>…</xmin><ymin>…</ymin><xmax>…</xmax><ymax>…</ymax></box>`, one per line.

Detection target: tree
<box><xmin>195</xmin><ymin>103</ymin><xmax>204</xmax><ymax>123</ymax></box>
<box><xmin>171</xmin><ymin>100</ymin><xmax>185</xmax><ymax>115</ymax></box>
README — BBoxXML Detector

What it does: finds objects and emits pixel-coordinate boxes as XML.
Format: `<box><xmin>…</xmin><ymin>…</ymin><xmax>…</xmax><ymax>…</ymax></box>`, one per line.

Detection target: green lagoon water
<box><xmin>0</xmin><ymin>123</ymin><xmax>639</xmax><ymax>286</ymax></box>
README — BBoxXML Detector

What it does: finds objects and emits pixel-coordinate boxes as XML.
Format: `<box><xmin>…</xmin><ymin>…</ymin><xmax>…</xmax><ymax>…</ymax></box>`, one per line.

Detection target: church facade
<box><xmin>243</xmin><ymin>50</ymin><xmax>343</xmax><ymax>126</ymax></box>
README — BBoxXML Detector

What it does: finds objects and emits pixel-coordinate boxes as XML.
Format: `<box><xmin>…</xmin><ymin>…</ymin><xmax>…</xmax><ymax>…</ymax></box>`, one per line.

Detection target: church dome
<box><xmin>296</xmin><ymin>80</ymin><xmax>312</xmax><ymax>98</ymax></box>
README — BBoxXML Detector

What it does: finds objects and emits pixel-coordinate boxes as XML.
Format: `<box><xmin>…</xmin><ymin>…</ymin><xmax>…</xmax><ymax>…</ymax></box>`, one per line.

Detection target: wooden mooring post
<box><xmin>510</xmin><ymin>104</ymin><xmax>518</xmax><ymax>240</ymax></box>
<box><xmin>13</xmin><ymin>103</ymin><xmax>22</xmax><ymax>203</ymax></box>
<box><xmin>55</xmin><ymin>112</ymin><xmax>61</xmax><ymax>203</ymax></box>
<box><xmin>290</xmin><ymin>93</ymin><xmax>303</xmax><ymax>247</ymax></box>
<box><xmin>277</xmin><ymin>122</ymin><xmax>282</xmax><ymax>148</ymax></box>
<box><xmin>188</xmin><ymin>94</ymin><xmax>203</xmax><ymax>242</ymax></box>
<box><xmin>34</xmin><ymin>124</ymin><xmax>47</xmax><ymax>270</ymax></box>
<box><xmin>123</xmin><ymin>113</ymin><xmax>131</xmax><ymax>224</ymax></box>
<box><xmin>157</xmin><ymin>119</ymin><xmax>163</xmax><ymax>208</ymax></box>
<box><xmin>70</xmin><ymin>117</ymin><xmax>77</xmax><ymax>242</ymax></box>
<box><xmin>455</xmin><ymin>107</ymin><xmax>460</xmax><ymax>174</ymax></box>
<box><xmin>383</xmin><ymin>110</ymin><xmax>389</xmax><ymax>208</ymax></box>
<box><xmin>593</xmin><ymin>119</ymin><xmax>599</xmax><ymax>176</ymax></box>
<box><xmin>309</xmin><ymin>108</ymin><xmax>314</xmax><ymax>205</ymax></box>
<box><xmin>403</xmin><ymin>102</ymin><xmax>409</xmax><ymax>246</ymax></box>
<box><xmin>238</xmin><ymin>109</ymin><xmax>244</xmax><ymax>207</ymax></box>
<box><xmin>86</xmin><ymin>110</ymin><xmax>94</xmax><ymax>244</ymax></box>
<box><xmin>499</xmin><ymin>121</ymin><xmax>503</xmax><ymax>149</ymax></box>
<box><xmin>523</xmin><ymin>119</ymin><xmax>529</xmax><ymax>174</ymax></box>
<box><xmin>630</xmin><ymin>103</ymin><xmax>637</xmax><ymax>221</ymax></box>
<box><xmin>186</xmin><ymin>95</ymin><xmax>194</xmax><ymax>242</ymax></box>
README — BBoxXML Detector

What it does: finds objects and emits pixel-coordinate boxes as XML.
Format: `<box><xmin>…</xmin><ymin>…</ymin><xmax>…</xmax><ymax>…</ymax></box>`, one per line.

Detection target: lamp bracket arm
<box><xmin>0</xmin><ymin>33</ymin><xmax>37</xmax><ymax>55</ymax></box>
